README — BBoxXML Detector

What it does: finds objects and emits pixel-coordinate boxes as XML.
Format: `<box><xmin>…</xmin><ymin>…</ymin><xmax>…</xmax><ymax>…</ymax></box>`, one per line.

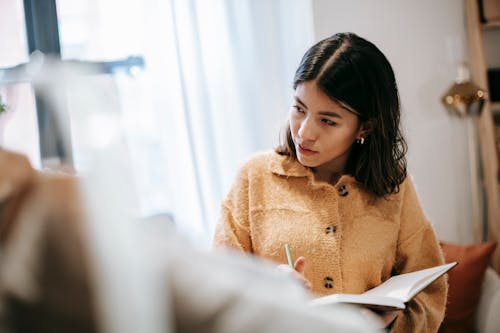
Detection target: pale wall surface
<box><xmin>312</xmin><ymin>0</ymin><xmax>474</xmax><ymax>243</ymax></box>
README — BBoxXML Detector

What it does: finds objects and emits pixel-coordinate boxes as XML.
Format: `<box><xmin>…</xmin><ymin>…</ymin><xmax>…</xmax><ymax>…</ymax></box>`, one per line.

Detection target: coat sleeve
<box><xmin>212</xmin><ymin>164</ymin><xmax>253</xmax><ymax>252</ymax></box>
<box><xmin>390</xmin><ymin>177</ymin><xmax>447</xmax><ymax>333</ymax></box>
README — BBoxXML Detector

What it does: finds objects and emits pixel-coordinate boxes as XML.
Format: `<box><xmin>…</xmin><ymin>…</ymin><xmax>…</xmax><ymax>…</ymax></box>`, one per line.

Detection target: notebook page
<box><xmin>362</xmin><ymin>263</ymin><xmax>456</xmax><ymax>302</ymax></box>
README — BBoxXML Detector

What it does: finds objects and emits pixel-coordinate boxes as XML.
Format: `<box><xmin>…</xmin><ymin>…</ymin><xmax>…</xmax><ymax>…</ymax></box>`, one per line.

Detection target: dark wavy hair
<box><xmin>276</xmin><ymin>32</ymin><xmax>407</xmax><ymax>197</ymax></box>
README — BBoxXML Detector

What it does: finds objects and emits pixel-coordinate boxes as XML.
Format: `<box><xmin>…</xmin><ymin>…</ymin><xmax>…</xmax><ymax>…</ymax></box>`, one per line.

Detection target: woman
<box><xmin>213</xmin><ymin>32</ymin><xmax>447</xmax><ymax>332</ymax></box>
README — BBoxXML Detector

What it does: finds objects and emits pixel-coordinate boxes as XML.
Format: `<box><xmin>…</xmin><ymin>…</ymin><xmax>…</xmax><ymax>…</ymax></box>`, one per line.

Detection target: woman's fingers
<box><xmin>293</xmin><ymin>256</ymin><xmax>311</xmax><ymax>289</ymax></box>
<box><xmin>276</xmin><ymin>261</ymin><xmax>312</xmax><ymax>290</ymax></box>
<box><xmin>300</xmin><ymin>277</ymin><xmax>312</xmax><ymax>290</ymax></box>
<box><xmin>294</xmin><ymin>256</ymin><xmax>306</xmax><ymax>273</ymax></box>
<box><xmin>377</xmin><ymin>310</ymin><xmax>400</xmax><ymax>326</ymax></box>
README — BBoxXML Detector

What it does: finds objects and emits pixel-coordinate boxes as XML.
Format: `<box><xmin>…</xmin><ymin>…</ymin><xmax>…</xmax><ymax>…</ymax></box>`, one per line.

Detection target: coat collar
<box><xmin>268</xmin><ymin>153</ymin><xmax>310</xmax><ymax>177</ymax></box>
<box><xmin>267</xmin><ymin>151</ymin><xmax>357</xmax><ymax>187</ymax></box>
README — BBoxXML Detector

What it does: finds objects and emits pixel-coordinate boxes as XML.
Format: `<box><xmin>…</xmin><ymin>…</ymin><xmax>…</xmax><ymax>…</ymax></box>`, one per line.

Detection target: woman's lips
<box><xmin>298</xmin><ymin>144</ymin><xmax>317</xmax><ymax>156</ymax></box>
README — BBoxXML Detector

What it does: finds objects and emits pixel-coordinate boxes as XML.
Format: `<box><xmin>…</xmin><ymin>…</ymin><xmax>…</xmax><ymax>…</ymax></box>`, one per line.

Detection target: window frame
<box><xmin>0</xmin><ymin>0</ymin><xmax>144</xmax><ymax>167</ymax></box>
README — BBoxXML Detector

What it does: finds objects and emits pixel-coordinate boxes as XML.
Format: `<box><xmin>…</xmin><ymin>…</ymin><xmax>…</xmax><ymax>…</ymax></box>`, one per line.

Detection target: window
<box><xmin>0</xmin><ymin>0</ymin><xmax>314</xmax><ymax>245</ymax></box>
<box><xmin>0</xmin><ymin>0</ymin><xmax>40</xmax><ymax>168</ymax></box>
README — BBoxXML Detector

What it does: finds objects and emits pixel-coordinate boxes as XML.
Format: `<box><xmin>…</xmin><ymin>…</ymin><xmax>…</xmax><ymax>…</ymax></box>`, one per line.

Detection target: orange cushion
<box><xmin>438</xmin><ymin>241</ymin><xmax>497</xmax><ymax>333</ymax></box>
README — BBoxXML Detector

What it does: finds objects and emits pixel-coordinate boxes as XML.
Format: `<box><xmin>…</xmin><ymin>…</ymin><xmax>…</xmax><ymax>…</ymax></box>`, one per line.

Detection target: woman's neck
<box><xmin>313</xmin><ymin>169</ymin><xmax>342</xmax><ymax>185</ymax></box>
<box><xmin>312</xmin><ymin>157</ymin><xmax>347</xmax><ymax>184</ymax></box>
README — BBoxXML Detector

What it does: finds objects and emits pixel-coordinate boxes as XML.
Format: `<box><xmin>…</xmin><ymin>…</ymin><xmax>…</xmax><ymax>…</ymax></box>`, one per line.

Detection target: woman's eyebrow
<box><xmin>318</xmin><ymin>111</ymin><xmax>342</xmax><ymax>118</ymax></box>
<box><xmin>293</xmin><ymin>96</ymin><xmax>308</xmax><ymax>109</ymax></box>
<box><xmin>294</xmin><ymin>96</ymin><xmax>344</xmax><ymax>118</ymax></box>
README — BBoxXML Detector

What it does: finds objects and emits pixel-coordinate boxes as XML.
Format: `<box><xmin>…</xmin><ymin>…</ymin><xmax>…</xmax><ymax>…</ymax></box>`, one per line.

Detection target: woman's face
<box><xmin>289</xmin><ymin>81</ymin><xmax>365</xmax><ymax>175</ymax></box>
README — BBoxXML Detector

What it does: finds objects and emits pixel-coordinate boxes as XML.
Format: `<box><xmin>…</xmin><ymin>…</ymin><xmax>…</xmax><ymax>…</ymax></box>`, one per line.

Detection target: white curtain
<box><xmin>140</xmin><ymin>0</ymin><xmax>315</xmax><ymax>245</ymax></box>
<box><xmin>60</xmin><ymin>0</ymin><xmax>314</xmax><ymax>246</ymax></box>
<box><xmin>2</xmin><ymin>0</ymin><xmax>316</xmax><ymax>246</ymax></box>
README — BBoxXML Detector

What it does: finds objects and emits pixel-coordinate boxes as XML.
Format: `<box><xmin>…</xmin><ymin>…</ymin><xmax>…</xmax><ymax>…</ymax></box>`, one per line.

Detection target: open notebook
<box><xmin>310</xmin><ymin>262</ymin><xmax>457</xmax><ymax>311</ymax></box>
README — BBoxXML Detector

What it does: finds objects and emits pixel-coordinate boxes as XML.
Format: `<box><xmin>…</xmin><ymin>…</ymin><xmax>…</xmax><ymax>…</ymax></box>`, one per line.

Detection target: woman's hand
<box><xmin>359</xmin><ymin>308</ymin><xmax>401</xmax><ymax>328</ymax></box>
<box><xmin>276</xmin><ymin>256</ymin><xmax>312</xmax><ymax>290</ymax></box>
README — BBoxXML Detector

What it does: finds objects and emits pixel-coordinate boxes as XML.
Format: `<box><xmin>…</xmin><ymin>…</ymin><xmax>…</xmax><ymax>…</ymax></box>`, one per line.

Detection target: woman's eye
<box><xmin>322</xmin><ymin>119</ymin><xmax>337</xmax><ymax>126</ymax></box>
<box><xmin>293</xmin><ymin>105</ymin><xmax>305</xmax><ymax>113</ymax></box>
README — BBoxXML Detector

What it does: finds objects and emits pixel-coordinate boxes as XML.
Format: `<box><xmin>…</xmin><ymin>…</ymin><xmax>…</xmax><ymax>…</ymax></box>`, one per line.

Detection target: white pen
<box><xmin>284</xmin><ymin>243</ymin><xmax>294</xmax><ymax>268</ymax></box>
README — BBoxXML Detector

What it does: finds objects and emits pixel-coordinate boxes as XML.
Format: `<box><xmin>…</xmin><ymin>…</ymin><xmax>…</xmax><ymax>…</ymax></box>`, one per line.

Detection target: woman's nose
<box><xmin>298</xmin><ymin>118</ymin><xmax>317</xmax><ymax>141</ymax></box>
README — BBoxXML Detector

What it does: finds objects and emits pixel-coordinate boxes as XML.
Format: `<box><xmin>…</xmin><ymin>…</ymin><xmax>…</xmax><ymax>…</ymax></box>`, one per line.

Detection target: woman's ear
<box><xmin>358</xmin><ymin>120</ymin><xmax>373</xmax><ymax>139</ymax></box>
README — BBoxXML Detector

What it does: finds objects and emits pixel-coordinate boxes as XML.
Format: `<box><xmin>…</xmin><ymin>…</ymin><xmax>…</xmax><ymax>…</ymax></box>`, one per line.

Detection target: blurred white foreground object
<box><xmin>0</xmin><ymin>54</ymin><xmax>380</xmax><ymax>333</ymax></box>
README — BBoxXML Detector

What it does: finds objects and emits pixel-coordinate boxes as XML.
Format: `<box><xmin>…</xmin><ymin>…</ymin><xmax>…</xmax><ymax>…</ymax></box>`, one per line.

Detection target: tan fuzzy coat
<box><xmin>213</xmin><ymin>151</ymin><xmax>447</xmax><ymax>333</ymax></box>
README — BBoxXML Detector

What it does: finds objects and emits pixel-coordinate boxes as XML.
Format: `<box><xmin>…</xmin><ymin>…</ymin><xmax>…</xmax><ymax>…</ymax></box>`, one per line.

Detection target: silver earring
<box><xmin>358</xmin><ymin>137</ymin><xmax>365</xmax><ymax>145</ymax></box>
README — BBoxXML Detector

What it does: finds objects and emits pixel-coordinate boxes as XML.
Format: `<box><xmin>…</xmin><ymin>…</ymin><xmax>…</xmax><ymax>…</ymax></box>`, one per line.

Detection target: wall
<box><xmin>312</xmin><ymin>0</ymin><xmax>474</xmax><ymax>243</ymax></box>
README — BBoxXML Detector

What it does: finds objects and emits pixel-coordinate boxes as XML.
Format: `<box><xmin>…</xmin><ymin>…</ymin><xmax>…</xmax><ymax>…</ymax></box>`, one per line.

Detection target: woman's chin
<box><xmin>297</xmin><ymin>155</ymin><xmax>318</xmax><ymax>168</ymax></box>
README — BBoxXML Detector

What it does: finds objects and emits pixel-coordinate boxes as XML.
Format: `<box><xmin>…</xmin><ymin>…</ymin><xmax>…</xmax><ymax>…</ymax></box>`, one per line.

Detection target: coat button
<box><xmin>324</xmin><ymin>276</ymin><xmax>334</xmax><ymax>289</ymax></box>
<box><xmin>325</xmin><ymin>225</ymin><xmax>337</xmax><ymax>234</ymax></box>
<box><xmin>338</xmin><ymin>184</ymin><xmax>348</xmax><ymax>197</ymax></box>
